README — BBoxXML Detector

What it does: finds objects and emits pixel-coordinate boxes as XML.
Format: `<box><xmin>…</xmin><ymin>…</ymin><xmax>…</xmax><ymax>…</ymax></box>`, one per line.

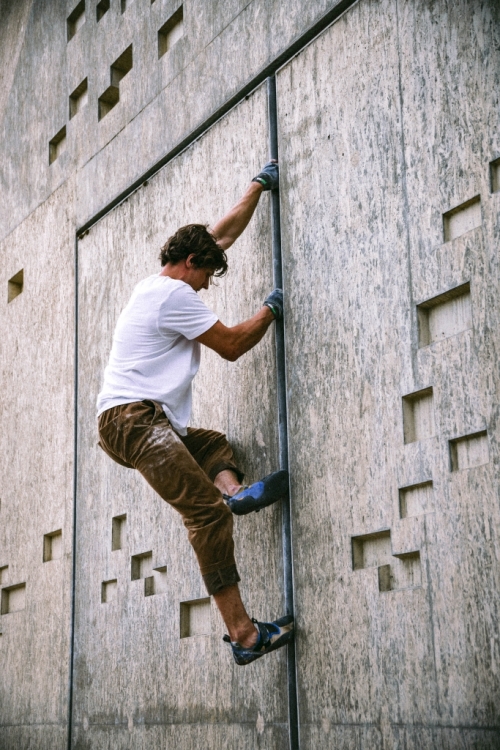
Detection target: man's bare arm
<box><xmin>196</xmin><ymin>307</ymin><xmax>275</xmax><ymax>362</ymax></box>
<box><xmin>211</xmin><ymin>182</ymin><xmax>264</xmax><ymax>251</ymax></box>
<box><xmin>211</xmin><ymin>161</ymin><xmax>279</xmax><ymax>250</ymax></box>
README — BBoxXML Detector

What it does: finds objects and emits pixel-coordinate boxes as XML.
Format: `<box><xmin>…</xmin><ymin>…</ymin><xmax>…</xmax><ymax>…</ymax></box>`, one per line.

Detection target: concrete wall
<box><xmin>75</xmin><ymin>84</ymin><xmax>287</xmax><ymax>748</ymax></box>
<box><xmin>278</xmin><ymin>0</ymin><xmax>500</xmax><ymax>746</ymax></box>
<box><xmin>1</xmin><ymin>0</ymin><xmax>499</xmax><ymax>748</ymax></box>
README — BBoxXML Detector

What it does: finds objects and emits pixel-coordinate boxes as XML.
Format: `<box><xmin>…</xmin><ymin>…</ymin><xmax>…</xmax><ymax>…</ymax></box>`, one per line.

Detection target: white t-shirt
<box><xmin>96</xmin><ymin>274</ymin><xmax>218</xmax><ymax>435</ymax></box>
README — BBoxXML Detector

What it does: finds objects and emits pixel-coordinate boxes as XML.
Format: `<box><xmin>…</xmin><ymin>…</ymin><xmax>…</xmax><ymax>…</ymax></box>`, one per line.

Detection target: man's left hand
<box><xmin>252</xmin><ymin>160</ymin><xmax>279</xmax><ymax>191</ymax></box>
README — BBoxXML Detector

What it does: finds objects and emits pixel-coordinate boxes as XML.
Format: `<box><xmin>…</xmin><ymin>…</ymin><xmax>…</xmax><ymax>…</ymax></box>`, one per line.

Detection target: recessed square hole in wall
<box><xmin>443</xmin><ymin>195</ymin><xmax>481</xmax><ymax>242</ymax></box>
<box><xmin>158</xmin><ymin>6</ymin><xmax>184</xmax><ymax>58</ymax></box>
<box><xmin>180</xmin><ymin>598</ymin><xmax>211</xmax><ymax>637</ymax></box>
<box><xmin>1</xmin><ymin>583</ymin><xmax>26</xmax><ymax>614</ymax></box>
<box><xmin>8</xmin><ymin>269</ymin><xmax>23</xmax><ymax>303</ymax></box>
<box><xmin>49</xmin><ymin>126</ymin><xmax>66</xmax><ymax>164</ymax></box>
<box><xmin>96</xmin><ymin>0</ymin><xmax>110</xmax><ymax>21</ymax></box>
<box><xmin>101</xmin><ymin>579</ymin><xmax>117</xmax><ymax>603</ymax></box>
<box><xmin>379</xmin><ymin>552</ymin><xmax>421</xmax><ymax>592</ymax></box>
<box><xmin>399</xmin><ymin>481</ymin><xmax>433</xmax><ymax>518</ymax></box>
<box><xmin>111</xmin><ymin>45</ymin><xmax>133</xmax><ymax>85</ymax></box>
<box><xmin>402</xmin><ymin>387</ymin><xmax>435</xmax><ymax>444</ymax></box>
<box><xmin>120</xmin><ymin>0</ymin><xmax>132</xmax><ymax>13</ymax></box>
<box><xmin>417</xmin><ymin>282</ymin><xmax>472</xmax><ymax>347</ymax></box>
<box><xmin>490</xmin><ymin>158</ymin><xmax>500</xmax><ymax>193</ymax></box>
<box><xmin>111</xmin><ymin>514</ymin><xmax>127</xmax><ymax>551</ymax></box>
<box><xmin>145</xmin><ymin>565</ymin><xmax>168</xmax><ymax>597</ymax></box>
<box><xmin>67</xmin><ymin>0</ymin><xmax>85</xmax><ymax>41</ymax></box>
<box><xmin>98</xmin><ymin>86</ymin><xmax>119</xmax><ymax>120</ymax></box>
<box><xmin>131</xmin><ymin>551</ymin><xmax>153</xmax><ymax>581</ymax></box>
<box><xmin>99</xmin><ymin>45</ymin><xmax>133</xmax><ymax>120</ymax></box>
<box><xmin>352</xmin><ymin>530</ymin><xmax>391</xmax><ymax>570</ymax></box>
<box><xmin>69</xmin><ymin>78</ymin><xmax>88</xmax><ymax>119</ymax></box>
<box><xmin>43</xmin><ymin>530</ymin><xmax>63</xmax><ymax>562</ymax></box>
<box><xmin>449</xmin><ymin>430</ymin><xmax>489</xmax><ymax>472</ymax></box>
<box><xmin>0</xmin><ymin>566</ymin><xmax>8</xmax><ymax>585</ymax></box>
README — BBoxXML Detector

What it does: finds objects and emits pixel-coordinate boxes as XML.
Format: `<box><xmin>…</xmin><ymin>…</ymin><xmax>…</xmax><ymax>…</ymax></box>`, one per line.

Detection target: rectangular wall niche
<box><xmin>352</xmin><ymin>530</ymin><xmax>392</xmax><ymax>570</ymax></box>
<box><xmin>67</xmin><ymin>1</ymin><xmax>85</xmax><ymax>41</ymax></box>
<box><xmin>49</xmin><ymin>126</ymin><xmax>66</xmax><ymax>165</ymax></box>
<box><xmin>69</xmin><ymin>78</ymin><xmax>88</xmax><ymax>119</ymax></box>
<box><xmin>146</xmin><ymin>566</ymin><xmax>167</xmax><ymax>596</ymax></box>
<box><xmin>0</xmin><ymin>566</ymin><xmax>8</xmax><ymax>585</ymax></box>
<box><xmin>402</xmin><ymin>387</ymin><xmax>435</xmax><ymax>443</ymax></box>
<box><xmin>352</xmin><ymin>531</ymin><xmax>421</xmax><ymax>592</ymax></box>
<box><xmin>98</xmin><ymin>45</ymin><xmax>133</xmax><ymax>120</ymax></box>
<box><xmin>180</xmin><ymin>598</ymin><xmax>211</xmax><ymax>638</ymax></box>
<box><xmin>96</xmin><ymin>0</ymin><xmax>110</xmax><ymax>20</ymax></box>
<box><xmin>1</xmin><ymin>583</ymin><xmax>26</xmax><ymax>614</ymax></box>
<box><xmin>101</xmin><ymin>579</ymin><xmax>117</xmax><ymax>603</ymax></box>
<box><xmin>399</xmin><ymin>481</ymin><xmax>433</xmax><ymax>518</ymax></box>
<box><xmin>130</xmin><ymin>551</ymin><xmax>167</xmax><ymax>596</ymax></box>
<box><xmin>449</xmin><ymin>431</ymin><xmax>489</xmax><ymax>472</ymax></box>
<box><xmin>111</xmin><ymin>514</ymin><xmax>127</xmax><ymax>551</ymax></box>
<box><xmin>43</xmin><ymin>530</ymin><xmax>63</xmax><ymax>562</ymax></box>
<box><xmin>443</xmin><ymin>196</ymin><xmax>481</xmax><ymax>242</ymax></box>
<box><xmin>378</xmin><ymin>552</ymin><xmax>421</xmax><ymax>592</ymax></box>
<box><xmin>490</xmin><ymin>158</ymin><xmax>500</xmax><ymax>193</ymax></box>
<box><xmin>8</xmin><ymin>270</ymin><xmax>23</xmax><ymax>303</ymax></box>
<box><xmin>158</xmin><ymin>6</ymin><xmax>184</xmax><ymax>58</ymax></box>
<box><xmin>417</xmin><ymin>282</ymin><xmax>472</xmax><ymax>347</ymax></box>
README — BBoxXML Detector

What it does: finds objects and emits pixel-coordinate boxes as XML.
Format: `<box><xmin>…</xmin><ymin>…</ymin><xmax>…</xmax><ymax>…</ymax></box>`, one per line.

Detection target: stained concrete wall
<box><xmin>75</xmin><ymin>84</ymin><xmax>287</xmax><ymax>748</ymax></box>
<box><xmin>278</xmin><ymin>0</ymin><xmax>500</xmax><ymax>746</ymax></box>
<box><xmin>1</xmin><ymin>0</ymin><xmax>500</xmax><ymax>748</ymax></box>
<box><xmin>0</xmin><ymin>177</ymin><xmax>76</xmax><ymax>748</ymax></box>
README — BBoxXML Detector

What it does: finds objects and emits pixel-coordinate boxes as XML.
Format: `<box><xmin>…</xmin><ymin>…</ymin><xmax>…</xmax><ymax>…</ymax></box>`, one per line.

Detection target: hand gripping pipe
<box><xmin>267</xmin><ymin>75</ymin><xmax>300</xmax><ymax>750</ymax></box>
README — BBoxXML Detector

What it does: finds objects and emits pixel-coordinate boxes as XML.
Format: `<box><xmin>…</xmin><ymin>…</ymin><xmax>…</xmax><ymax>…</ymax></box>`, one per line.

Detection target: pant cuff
<box><xmin>203</xmin><ymin>564</ymin><xmax>241</xmax><ymax>595</ymax></box>
<box><xmin>209</xmin><ymin>461</ymin><xmax>245</xmax><ymax>485</ymax></box>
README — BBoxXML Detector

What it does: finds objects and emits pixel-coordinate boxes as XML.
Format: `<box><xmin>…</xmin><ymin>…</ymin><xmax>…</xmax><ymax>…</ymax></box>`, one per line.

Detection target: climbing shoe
<box><xmin>223</xmin><ymin>470</ymin><xmax>289</xmax><ymax>516</ymax></box>
<box><xmin>223</xmin><ymin>615</ymin><xmax>294</xmax><ymax>665</ymax></box>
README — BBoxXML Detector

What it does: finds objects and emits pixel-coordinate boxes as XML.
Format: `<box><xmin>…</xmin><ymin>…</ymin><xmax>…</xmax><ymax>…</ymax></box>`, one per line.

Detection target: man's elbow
<box><xmin>223</xmin><ymin>346</ymin><xmax>240</xmax><ymax>362</ymax></box>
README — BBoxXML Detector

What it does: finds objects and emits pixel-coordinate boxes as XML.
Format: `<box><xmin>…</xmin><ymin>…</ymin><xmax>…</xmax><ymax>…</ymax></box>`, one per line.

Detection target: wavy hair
<box><xmin>159</xmin><ymin>224</ymin><xmax>228</xmax><ymax>277</ymax></box>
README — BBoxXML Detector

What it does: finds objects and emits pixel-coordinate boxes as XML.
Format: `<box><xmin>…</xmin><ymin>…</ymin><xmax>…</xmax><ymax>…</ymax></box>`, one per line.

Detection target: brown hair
<box><xmin>159</xmin><ymin>224</ymin><xmax>228</xmax><ymax>277</ymax></box>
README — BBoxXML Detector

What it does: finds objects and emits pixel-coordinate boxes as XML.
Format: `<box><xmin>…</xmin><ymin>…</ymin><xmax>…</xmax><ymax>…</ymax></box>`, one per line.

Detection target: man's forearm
<box><xmin>226</xmin><ymin>306</ymin><xmax>275</xmax><ymax>360</ymax></box>
<box><xmin>196</xmin><ymin>307</ymin><xmax>275</xmax><ymax>361</ymax></box>
<box><xmin>211</xmin><ymin>182</ymin><xmax>263</xmax><ymax>251</ymax></box>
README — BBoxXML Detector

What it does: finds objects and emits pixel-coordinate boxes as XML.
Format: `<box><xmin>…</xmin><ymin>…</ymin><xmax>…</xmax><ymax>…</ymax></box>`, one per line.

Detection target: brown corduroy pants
<box><xmin>97</xmin><ymin>400</ymin><xmax>243</xmax><ymax>595</ymax></box>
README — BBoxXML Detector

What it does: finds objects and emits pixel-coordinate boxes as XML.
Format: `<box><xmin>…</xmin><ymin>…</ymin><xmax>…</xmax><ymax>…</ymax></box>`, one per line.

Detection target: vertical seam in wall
<box><xmin>67</xmin><ymin>233</ymin><xmax>79</xmax><ymax>750</ymax></box>
<box><xmin>394</xmin><ymin>0</ymin><xmax>418</xmax><ymax>385</ymax></box>
<box><xmin>395</xmin><ymin>0</ymin><xmax>441</xmax><ymax>716</ymax></box>
<box><xmin>267</xmin><ymin>75</ymin><xmax>300</xmax><ymax>750</ymax></box>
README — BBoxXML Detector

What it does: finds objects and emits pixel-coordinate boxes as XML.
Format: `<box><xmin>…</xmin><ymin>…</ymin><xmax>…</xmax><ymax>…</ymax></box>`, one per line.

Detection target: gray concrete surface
<box><xmin>278</xmin><ymin>0</ymin><xmax>500</xmax><ymax>745</ymax></box>
<box><xmin>74</xmin><ymin>84</ymin><xmax>288</xmax><ymax>748</ymax></box>
<box><xmin>1</xmin><ymin>0</ymin><xmax>499</xmax><ymax>748</ymax></box>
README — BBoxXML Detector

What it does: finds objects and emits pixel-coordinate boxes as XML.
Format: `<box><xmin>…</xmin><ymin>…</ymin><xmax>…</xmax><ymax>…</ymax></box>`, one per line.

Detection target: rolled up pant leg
<box><xmin>98</xmin><ymin>401</ymin><xmax>241</xmax><ymax>594</ymax></box>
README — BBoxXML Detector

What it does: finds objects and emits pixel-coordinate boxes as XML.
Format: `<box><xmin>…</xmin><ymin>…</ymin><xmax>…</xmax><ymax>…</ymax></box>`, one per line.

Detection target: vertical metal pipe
<box><xmin>67</xmin><ymin>233</ymin><xmax>79</xmax><ymax>750</ymax></box>
<box><xmin>267</xmin><ymin>74</ymin><xmax>300</xmax><ymax>750</ymax></box>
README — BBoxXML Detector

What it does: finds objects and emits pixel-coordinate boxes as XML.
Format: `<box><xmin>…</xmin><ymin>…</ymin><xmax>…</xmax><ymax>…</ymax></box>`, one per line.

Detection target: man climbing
<box><xmin>96</xmin><ymin>161</ymin><xmax>294</xmax><ymax>665</ymax></box>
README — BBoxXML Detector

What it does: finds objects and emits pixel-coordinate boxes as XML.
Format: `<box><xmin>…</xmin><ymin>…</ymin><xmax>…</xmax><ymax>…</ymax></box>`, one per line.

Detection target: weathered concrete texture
<box><xmin>278</xmin><ymin>0</ymin><xmax>500</xmax><ymax>745</ymax></box>
<box><xmin>0</xmin><ymin>177</ymin><xmax>76</xmax><ymax>746</ymax></box>
<box><xmin>75</xmin><ymin>84</ymin><xmax>287</xmax><ymax>747</ymax></box>
<box><xmin>0</xmin><ymin>0</ymin><xmax>351</xmax><ymax>240</ymax></box>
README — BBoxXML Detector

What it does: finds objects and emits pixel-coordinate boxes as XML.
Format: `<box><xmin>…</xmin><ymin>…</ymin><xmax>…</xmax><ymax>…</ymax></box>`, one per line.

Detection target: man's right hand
<box><xmin>263</xmin><ymin>288</ymin><xmax>283</xmax><ymax>320</ymax></box>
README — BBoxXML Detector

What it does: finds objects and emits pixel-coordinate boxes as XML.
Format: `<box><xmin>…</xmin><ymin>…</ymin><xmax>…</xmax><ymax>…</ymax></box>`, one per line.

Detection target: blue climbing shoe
<box><xmin>223</xmin><ymin>470</ymin><xmax>289</xmax><ymax>516</ymax></box>
<box><xmin>223</xmin><ymin>615</ymin><xmax>294</xmax><ymax>665</ymax></box>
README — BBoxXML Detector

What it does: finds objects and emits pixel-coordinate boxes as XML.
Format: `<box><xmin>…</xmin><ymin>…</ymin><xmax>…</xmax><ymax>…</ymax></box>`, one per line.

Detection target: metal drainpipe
<box><xmin>267</xmin><ymin>75</ymin><xmax>300</xmax><ymax>750</ymax></box>
<box><xmin>67</xmin><ymin>233</ymin><xmax>79</xmax><ymax>750</ymax></box>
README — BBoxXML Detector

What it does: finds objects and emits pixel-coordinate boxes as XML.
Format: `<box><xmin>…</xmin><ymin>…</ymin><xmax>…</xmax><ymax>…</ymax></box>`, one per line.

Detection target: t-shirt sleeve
<box><xmin>158</xmin><ymin>284</ymin><xmax>218</xmax><ymax>340</ymax></box>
